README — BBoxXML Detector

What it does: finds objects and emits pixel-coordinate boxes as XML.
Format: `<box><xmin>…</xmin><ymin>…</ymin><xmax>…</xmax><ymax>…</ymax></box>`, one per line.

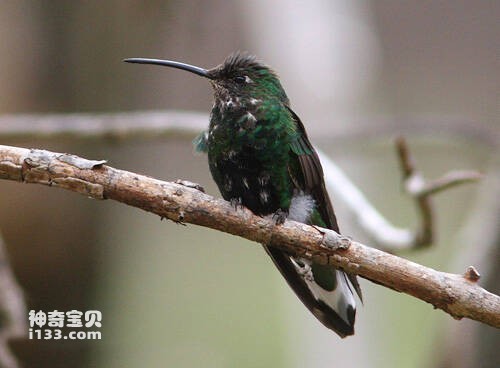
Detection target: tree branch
<box><xmin>0</xmin><ymin>111</ymin><xmax>497</xmax><ymax>147</ymax></box>
<box><xmin>0</xmin><ymin>144</ymin><xmax>498</xmax><ymax>328</ymax></box>
<box><xmin>318</xmin><ymin>139</ymin><xmax>482</xmax><ymax>252</ymax></box>
<box><xmin>0</xmin><ymin>111</ymin><xmax>207</xmax><ymax>141</ymax></box>
<box><xmin>0</xmin><ymin>111</ymin><xmax>485</xmax><ymax>252</ymax></box>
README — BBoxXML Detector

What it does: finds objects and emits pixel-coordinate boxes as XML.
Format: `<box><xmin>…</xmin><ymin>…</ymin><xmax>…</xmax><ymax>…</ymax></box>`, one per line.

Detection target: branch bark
<box><xmin>0</xmin><ymin>144</ymin><xmax>498</xmax><ymax>328</ymax></box>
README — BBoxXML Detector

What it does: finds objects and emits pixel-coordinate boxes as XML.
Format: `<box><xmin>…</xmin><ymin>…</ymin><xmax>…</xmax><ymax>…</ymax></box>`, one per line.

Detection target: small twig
<box><xmin>318</xmin><ymin>150</ymin><xmax>415</xmax><ymax>250</ymax></box>
<box><xmin>0</xmin><ymin>234</ymin><xmax>27</xmax><ymax>368</ymax></box>
<box><xmin>0</xmin><ymin>144</ymin><xmax>498</xmax><ymax>328</ymax></box>
<box><xmin>439</xmin><ymin>157</ymin><xmax>500</xmax><ymax>366</ymax></box>
<box><xmin>395</xmin><ymin>137</ymin><xmax>434</xmax><ymax>247</ymax></box>
<box><xmin>463</xmin><ymin>266</ymin><xmax>481</xmax><ymax>282</ymax></box>
<box><xmin>418</xmin><ymin>170</ymin><xmax>484</xmax><ymax>197</ymax></box>
<box><xmin>318</xmin><ymin>141</ymin><xmax>482</xmax><ymax>253</ymax></box>
<box><xmin>395</xmin><ymin>137</ymin><xmax>482</xmax><ymax>248</ymax></box>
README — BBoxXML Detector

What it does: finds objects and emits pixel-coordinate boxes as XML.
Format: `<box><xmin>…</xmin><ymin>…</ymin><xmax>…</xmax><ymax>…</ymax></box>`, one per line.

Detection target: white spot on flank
<box><xmin>257</xmin><ymin>173</ymin><xmax>270</xmax><ymax>186</ymax></box>
<box><xmin>259</xmin><ymin>190</ymin><xmax>270</xmax><ymax>204</ymax></box>
<box><xmin>245</xmin><ymin>76</ymin><xmax>253</xmax><ymax>84</ymax></box>
<box><xmin>288</xmin><ymin>193</ymin><xmax>315</xmax><ymax>223</ymax></box>
<box><xmin>223</xmin><ymin>175</ymin><xmax>232</xmax><ymax>192</ymax></box>
<box><xmin>242</xmin><ymin>177</ymin><xmax>250</xmax><ymax>190</ymax></box>
<box><xmin>249</xmin><ymin>98</ymin><xmax>261</xmax><ymax>105</ymax></box>
<box><xmin>224</xmin><ymin>97</ymin><xmax>241</xmax><ymax>111</ymax></box>
<box><xmin>245</xmin><ymin>112</ymin><xmax>257</xmax><ymax>123</ymax></box>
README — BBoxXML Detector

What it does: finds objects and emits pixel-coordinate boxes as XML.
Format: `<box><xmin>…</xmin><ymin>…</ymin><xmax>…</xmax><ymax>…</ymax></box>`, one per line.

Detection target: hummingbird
<box><xmin>124</xmin><ymin>52</ymin><xmax>362</xmax><ymax>337</ymax></box>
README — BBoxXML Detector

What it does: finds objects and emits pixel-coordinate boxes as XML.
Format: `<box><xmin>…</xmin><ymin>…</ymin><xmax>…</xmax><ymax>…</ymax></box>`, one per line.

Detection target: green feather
<box><xmin>192</xmin><ymin>131</ymin><xmax>209</xmax><ymax>153</ymax></box>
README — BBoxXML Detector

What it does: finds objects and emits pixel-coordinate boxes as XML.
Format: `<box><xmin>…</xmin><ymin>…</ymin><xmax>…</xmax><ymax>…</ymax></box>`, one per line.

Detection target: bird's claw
<box><xmin>230</xmin><ymin>197</ymin><xmax>244</xmax><ymax>211</ymax></box>
<box><xmin>272</xmin><ymin>208</ymin><xmax>288</xmax><ymax>225</ymax></box>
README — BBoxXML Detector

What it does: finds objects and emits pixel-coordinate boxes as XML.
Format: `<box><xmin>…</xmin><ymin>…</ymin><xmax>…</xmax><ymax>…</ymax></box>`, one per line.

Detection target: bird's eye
<box><xmin>234</xmin><ymin>75</ymin><xmax>247</xmax><ymax>84</ymax></box>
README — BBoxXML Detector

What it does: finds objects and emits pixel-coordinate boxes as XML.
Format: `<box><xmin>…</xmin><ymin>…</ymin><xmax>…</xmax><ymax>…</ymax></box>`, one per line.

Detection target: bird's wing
<box><xmin>286</xmin><ymin>108</ymin><xmax>339</xmax><ymax>232</ymax></box>
<box><xmin>286</xmin><ymin>106</ymin><xmax>362</xmax><ymax>301</ymax></box>
<box><xmin>263</xmin><ymin>106</ymin><xmax>362</xmax><ymax>337</ymax></box>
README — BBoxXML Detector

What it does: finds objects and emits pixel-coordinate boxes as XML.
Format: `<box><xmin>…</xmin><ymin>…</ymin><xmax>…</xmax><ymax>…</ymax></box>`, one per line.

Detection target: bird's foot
<box><xmin>230</xmin><ymin>197</ymin><xmax>244</xmax><ymax>211</ymax></box>
<box><xmin>272</xmin><ymin>208</ymin><xmax>288</xmax><ymax>225</ymax></box>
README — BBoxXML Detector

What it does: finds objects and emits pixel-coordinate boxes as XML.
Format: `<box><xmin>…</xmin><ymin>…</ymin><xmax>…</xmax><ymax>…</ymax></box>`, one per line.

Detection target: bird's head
<box><xmin>124</xmin><ymin>52</ymin><xmax>289</xmax><ymax>104</ymax></box>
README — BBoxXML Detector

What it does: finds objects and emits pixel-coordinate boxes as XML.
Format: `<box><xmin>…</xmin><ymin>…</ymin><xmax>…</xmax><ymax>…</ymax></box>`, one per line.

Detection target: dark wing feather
<box><xmin>287</xmin><ymin>107</ymin><xmax>362</xmax><ymax>301</ymax></box>
<box><xmin>260</xmin><ymin>106</ymin><xmax>362</xmax><ymax>336</ymax></box>
<box><xmin>288</xmin><ymin>120</ymin><xmax>339</xmax><ymax>232</ymax></box>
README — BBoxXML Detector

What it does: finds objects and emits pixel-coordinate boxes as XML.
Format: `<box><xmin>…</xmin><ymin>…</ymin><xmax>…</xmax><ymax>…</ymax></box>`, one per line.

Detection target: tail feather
<box><xmin>264</xmin><ymin>246</ymin><xmax>356</xmax><ymax>338</ymax></box>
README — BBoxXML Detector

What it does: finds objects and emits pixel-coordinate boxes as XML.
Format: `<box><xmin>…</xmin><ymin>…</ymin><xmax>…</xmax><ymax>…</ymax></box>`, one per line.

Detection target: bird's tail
<box><xmin>264</xmin><ymin>246</ymin><xmax>357</xmax><ymax>337</ymax></box>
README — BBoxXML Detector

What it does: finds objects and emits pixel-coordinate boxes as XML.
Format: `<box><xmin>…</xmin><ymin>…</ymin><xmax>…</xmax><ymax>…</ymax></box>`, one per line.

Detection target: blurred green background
<box><xmin>0</xmin><ymin>1</ymin><xmax>498</xmax><ymax>367</ymax></box>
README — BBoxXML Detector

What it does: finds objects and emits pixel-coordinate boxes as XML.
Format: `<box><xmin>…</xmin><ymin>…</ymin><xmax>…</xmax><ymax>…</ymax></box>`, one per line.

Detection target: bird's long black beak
<box><xmin>123</xmin><ymin>58</ymin><xmax>210</xmax><ymax>78</ymax></box>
